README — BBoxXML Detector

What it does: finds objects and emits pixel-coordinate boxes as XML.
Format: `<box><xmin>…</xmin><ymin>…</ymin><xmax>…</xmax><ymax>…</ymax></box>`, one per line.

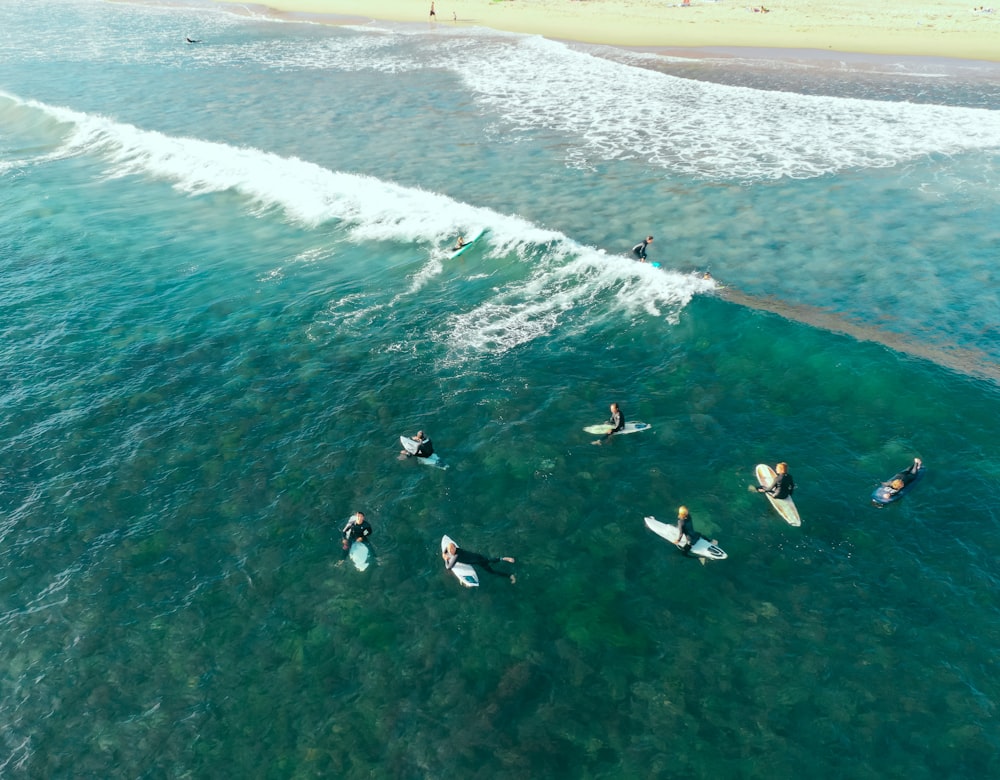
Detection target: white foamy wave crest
<box><xmin>0</xmin><ymin>91</ymin><xmax>89</xmax><ymax>166</ymax></box>
<box><xmin>1</xmin><ymin>92</ymin><xmax>560</xmax><ymax>250</ymax></box>
<box><xmin>443</xmin><ymin>249</ymin><xmax>713</xmax><ymax>356</ymax></box>
<box><xmin>3</xmin><ymin>93</ymin><xmax>715</xmax><ymax>357</ymax></box>
<box><xmin>442</xmin><ymin>34</ymin><xmax>1000</xmax><ymax>181</ymax></box>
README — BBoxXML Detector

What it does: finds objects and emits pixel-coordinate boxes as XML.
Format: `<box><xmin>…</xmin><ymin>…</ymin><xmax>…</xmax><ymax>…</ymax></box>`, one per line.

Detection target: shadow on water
<box><xmin>717</xmin><ymin>286</ymin><xmax>1000</xmax><ymax>385</ymax></box>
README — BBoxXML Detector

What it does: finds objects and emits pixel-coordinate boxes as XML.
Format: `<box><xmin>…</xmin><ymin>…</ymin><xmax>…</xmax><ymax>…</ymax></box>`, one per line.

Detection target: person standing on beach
<box><xmin>632</xmin><ymin>235</ymin><xmax>653</xmax><ymax>262</ymax></box>
<box><xmin>429</xmin><ymin>2</ymin><xmax>436</xmax><ymax>20</ymax></box>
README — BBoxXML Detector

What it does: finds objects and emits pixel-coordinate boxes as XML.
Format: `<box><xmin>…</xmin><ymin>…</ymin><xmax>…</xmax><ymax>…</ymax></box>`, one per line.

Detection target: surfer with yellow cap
<box><xmin>674</xmin><ymin>506</ymin><xmax>716</xmax><ymax>554</ymax></box>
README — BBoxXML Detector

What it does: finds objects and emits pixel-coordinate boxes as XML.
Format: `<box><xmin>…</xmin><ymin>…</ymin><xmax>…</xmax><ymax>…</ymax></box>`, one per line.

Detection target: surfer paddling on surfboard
<box><xmin>341</xmin><ymin>512</ymin><xmax>372</xmax><ymax>553</ymax></box>
<box><xmin>442</xmin><ymin>540</ymin><xmax>516</xmax><ymax>584</ymax></box>
<box><xmin>593</xmin><ymin>402</ymin><xmax>625</xmax><ymax>445</ymax></box>
<box><xmin>880</xmin><ymin>458</ymin><xmax>922</xmax><ymax>496</ymax></box>
<box><xmin>872</xmin><ymin>457</ymin><xmax>923</xmax><ymax>505</ymax></box>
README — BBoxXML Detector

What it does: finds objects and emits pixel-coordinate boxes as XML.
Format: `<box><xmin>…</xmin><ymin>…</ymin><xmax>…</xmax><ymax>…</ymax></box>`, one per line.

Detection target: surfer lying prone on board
<box><xmin>675</xmin><ymin>506</ymin><xmax>716</xmax><ymax>554</ymax></box>
<box><xmin>756</xmin><ymin>462</ymin><xmax>795</xmax><ymax>498</ymax></box>
<box><xmin>880</xmin><ymin>458</ymin><xmax>922</xmax><ymax>497</ymax></box>
<box><xmin>442</xmin><ymin>541</ymin><xmax>516</xmax><ymax>584</ymax></box>
<box><xmin>341</xmin><ymin>512</ymin><xmax>372</xmax><ymax>552</ymax></box>
<box><xmin>400</xmin><ymin>430</ymin><xmax>434</xmax><ymax>458</ymax></box>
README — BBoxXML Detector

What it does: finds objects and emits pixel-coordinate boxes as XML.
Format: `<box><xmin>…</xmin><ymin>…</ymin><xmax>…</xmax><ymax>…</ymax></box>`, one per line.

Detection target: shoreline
<box><xmin>214</xmin><ymin>0</ymin><xmax>1000</xmax><ymax>63</ymax></box>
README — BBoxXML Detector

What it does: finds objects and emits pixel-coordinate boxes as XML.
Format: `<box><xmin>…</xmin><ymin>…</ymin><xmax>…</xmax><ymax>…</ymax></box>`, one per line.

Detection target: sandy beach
<box><xmin>219</xmin><ymin>0</ymin><xmax>1000</xmax><ymax>61</ymax></box>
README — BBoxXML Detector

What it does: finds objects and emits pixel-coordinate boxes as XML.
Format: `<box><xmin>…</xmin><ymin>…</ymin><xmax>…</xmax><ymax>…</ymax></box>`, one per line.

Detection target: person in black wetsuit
<box><xmin>902</xmin><ymin>457</ymin><xmax>923</xmax><ymax>482</ymax></box>
<box><xmin>884</xmin><ymin>478</ymin><xmax>905</xmax><ymax>496</ymax></box>
<box><xmin>594</xmin><ymin>402</ymin><xmax>625</xmax><ymax>445</ymax></box>
<box><xmin>757</xmin><ymin>462</ymin><xmax>795</xmax><ymax>499</ymax></box>
<box><xmin>632</xmin><ymin>235</ymin><xmax>654</xmax><ymax>262</ymax></box>
<box><xmin>400</xmin><ymin>430</ymin><xmax>434</xmax><ymax>458</ymax></box>
<box><xmin>341</xmin><ymin>512</ymin><xmax>372</xmax><ymax>552</ymax></box>
<box><xmin>673</xmin><ymin>506</ymin><xmax>701</xmax><ymax>552</ymax></box>
<box><xmin>442</xmin><ymin>540</ymin><xmax>516</xmax><ymax>583</ymax></box>
<box><xmin>673</xmin><ymin>506</ymin><xmax>718</xmax><ymax>556</ymax></box>
<box><xmin>881</xmin><ymin>458</ymin><xmax>923</xmax><ymax>496</ymax></box>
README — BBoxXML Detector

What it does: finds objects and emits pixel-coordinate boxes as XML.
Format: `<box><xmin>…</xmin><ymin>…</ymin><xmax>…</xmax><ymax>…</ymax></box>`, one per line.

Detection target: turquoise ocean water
<box><xmin>2</xmin><ymin>0</ymin><xmax>1000</xmax><ymax>776</ymax></box>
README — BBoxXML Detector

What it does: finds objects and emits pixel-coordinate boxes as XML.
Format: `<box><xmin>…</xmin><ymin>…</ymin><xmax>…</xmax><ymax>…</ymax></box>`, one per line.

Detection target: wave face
<box><xmin>1</xmin><ymin>2</ymin><xmax>1000</xmax><ymax>778</ymax></box>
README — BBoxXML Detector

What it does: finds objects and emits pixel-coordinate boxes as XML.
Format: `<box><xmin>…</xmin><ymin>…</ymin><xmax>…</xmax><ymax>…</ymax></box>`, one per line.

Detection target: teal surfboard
<box><xmin>450</xmin><ymin>228</ymin><xmax>486</xmax><ymax>258</ymax></box>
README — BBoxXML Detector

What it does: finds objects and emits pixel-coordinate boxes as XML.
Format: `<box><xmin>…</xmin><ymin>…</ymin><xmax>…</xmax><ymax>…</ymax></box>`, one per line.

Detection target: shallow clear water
<box><xmin>1</xmin><ymin>0</ymin><xmax>999</xmax><ymax>776</ymax></box>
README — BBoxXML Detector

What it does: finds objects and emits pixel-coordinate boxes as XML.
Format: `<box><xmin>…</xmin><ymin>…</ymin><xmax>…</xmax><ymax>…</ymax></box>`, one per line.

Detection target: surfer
<box><xmin>401</xmin><ymin>430</ymin><xmax>434</xmax><ymax>458</ymax></box>
<box><xmin>880</xmin><ymin>458</ymin><xmax>922</xmax><ymax>495</ymax></box>
<box><xmin>882</xmin><ymin>478</ymin><xmax>906</xmax><ymax>498</ymax></box>
<box><xmin>452</xmin><ymin>236</ymin><xmax>466</xmax><ymax>251</ymax></box>
<box><xmin>341</xmin><ymin>512</ymin><xmax>372</xmax><ymax>552</ymax></box>
<box><xmin>185</xmin><ymin>36</ymin><xmax>200</xmax><ymax>43</ymax></box>
<box><xmin>442</xmin><ymin>540</ymin><xmax>516</xmax><ymax>583</ymax></box>
<box><xmin>593</xmin><ymin>402</ymin><xmax>625</xmax><ymax>445</ymax></box>
<box><xmin>757</xmin><ymin>462</ymin><xmax>795</xmax><ymax>499</ymax></box>
<box><xmin>632</xmin><ymin>235</ymin><xmax>653</xmax><ymax>262</ymax></box>
<box><xmin>674</xmin><ymin>506</ymin><xmax>715</xmax><ymax>553</ymax></box>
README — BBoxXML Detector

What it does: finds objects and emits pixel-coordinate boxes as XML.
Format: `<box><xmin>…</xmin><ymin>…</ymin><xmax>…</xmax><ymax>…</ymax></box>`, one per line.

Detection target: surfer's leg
<box><xmin>479</xmin><ymin>557</ymin><xmax>515</xmax><ymax>579</ymax></box>
<box><xmin>478</xmin><ymin>559</ymin><xmax>505</xmax><ymax>576</ymax></box>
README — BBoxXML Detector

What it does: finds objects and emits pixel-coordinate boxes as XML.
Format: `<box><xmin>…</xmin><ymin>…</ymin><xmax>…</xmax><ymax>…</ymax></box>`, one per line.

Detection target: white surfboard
<box><xmin>442</xmin><ymin>535</ymin><xmax>479</xmax><ymax>587</ymax></box>
<box><xmin>400</xmin><ymin>435</ymin><xmax>448</xmax><ymax>469</ymax></box>
<box><xmin>583</xmin><ymin>421</ymin><xmax>652</xmax><ymax>436</ymax></box>
<box><xmin>644</xmin><ymin>516</ymin><xmax>727</xmax><ymax>561</ymax></box>
<box><xmin>755</xmin><ymin>464</ymin><xmax>801</xmax><ymax>527</ymax></box>
<box><xmin>349</xmin><ymin>541</ymin><xmax>371</xmax><ymax>571</ymax></box>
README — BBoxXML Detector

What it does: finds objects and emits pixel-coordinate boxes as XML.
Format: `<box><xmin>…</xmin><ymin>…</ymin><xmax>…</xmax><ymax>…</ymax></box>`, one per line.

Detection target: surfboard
<box><xmin>755</xmin><ymin>464</ymin><xmax>801</xmax><ymax>527</ymax></box>
<box><xmin>349</xmin><ymin>541</ymin><xmax>370</xmax><ymax>571</ymax></box>
<box><xmin>583</xmin><ymin>421</ymin><xmax>652</xmax><ymax>436</ymax></box>
<box><xmin>450</xmin><ymin>228</ymin><xmax>486</xmax><ymax>259</ymax></box>
<box><xmin>644</xmin><ymin>515</ymin><xmax>727</xmax><ymax>561</ymax></box>
<box><xmin>400</xmin><ymin>435</ymin><xmax>448</xmax><ymax>469</ymax></box>
<box><xmin>871</xmin><ymin>463</ymin><xmax>925</xmax><ymax>506</ymax></box>
<box><xmin>441</xmin><ymin>535</ymin><xmax>479</xmax><ymax>588</ymax></box>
